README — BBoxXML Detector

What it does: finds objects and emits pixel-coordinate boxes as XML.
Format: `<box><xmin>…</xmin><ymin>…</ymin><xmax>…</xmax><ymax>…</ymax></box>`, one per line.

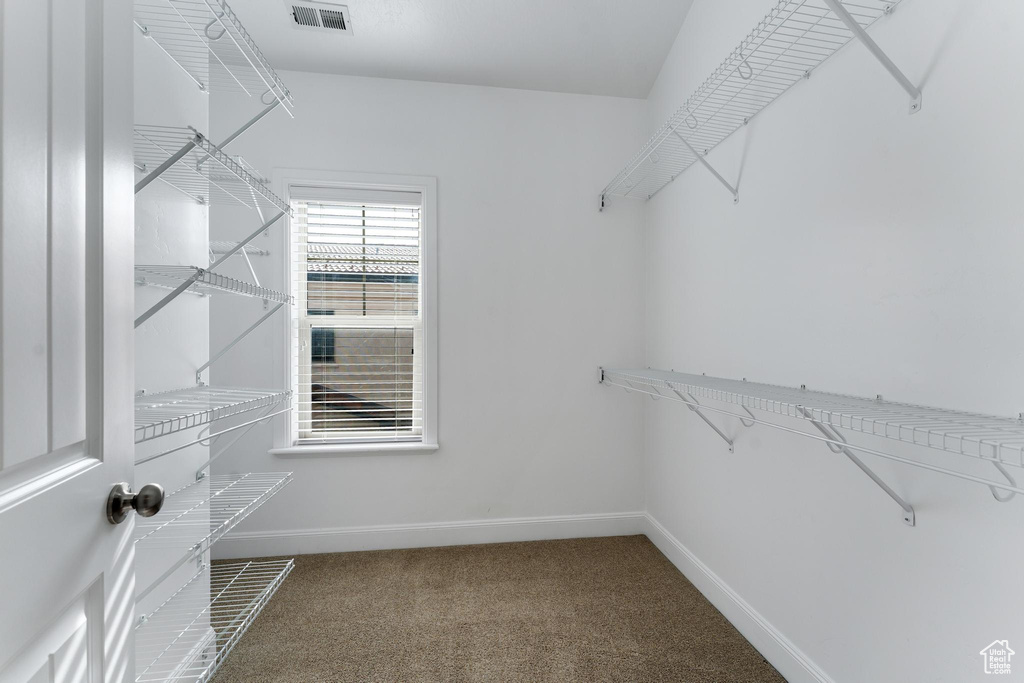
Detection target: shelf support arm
<box><xmin>196</xmin><ymin>302</ymin><xmax>285</xmax><ymax>384</ymax></box>
<box><xmin>240</xmin><ymin>247</ymin><xmax>261</xmax><ymax>286</ymax></box>
<box><xmin>134</xmin><ymin>137</ymin><xmax>198</xmax><ymax>194</ymax></box>
<box><xmin>673</xmin><ymin>130</ymin><xmax>739</xmax><ymax>204</ymax></box>
<box><xmin>798</xmin><ymin>407</ymin><xmax>916</xmax><ymax>526</ymax></box>
<box><xmin>191</xmin><ymin>99</ymin><xmax>283</xmax><ymax>172</ymax></box>
<box><xmin>135</xmin><ymin>269</ymin><xmax>206</xmax><ymax>328</ymax></box>
<box><xmin>216</xmin><ymin>99</ymin><xmax>281</xmax><ymax>151</ymax></box>
<box><xmin>208</xmin><ymin>210</ymin><xmax>286</xmax><ymax>273</ymax></box>
<box><xmin>822</xmin><ymin>0</ymin><xmax>922</xmax><ymax>113</ymax></box>
<box><xmin>670</xmin><ymin>387</ymin><xmax>735</xmax><ymax>453</ymax></box>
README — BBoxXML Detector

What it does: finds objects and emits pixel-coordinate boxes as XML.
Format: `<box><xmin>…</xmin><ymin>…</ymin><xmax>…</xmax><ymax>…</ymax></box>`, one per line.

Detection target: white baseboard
<box><xmin>643</xmin><ymin>514</ymin><xmax>833</xmax><ymax>683</ymax></box>
<box><xmin>213</xmin><ymin>511</ymin><xmax>647</xmax><ymax>560</ymax></box>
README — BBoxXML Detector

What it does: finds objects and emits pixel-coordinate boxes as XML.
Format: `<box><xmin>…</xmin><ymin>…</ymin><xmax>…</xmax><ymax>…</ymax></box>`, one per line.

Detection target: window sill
<box><xmin>270</xmin><ymin>442</ymin><xmax>440</xmax><ymax>457</ymax></box>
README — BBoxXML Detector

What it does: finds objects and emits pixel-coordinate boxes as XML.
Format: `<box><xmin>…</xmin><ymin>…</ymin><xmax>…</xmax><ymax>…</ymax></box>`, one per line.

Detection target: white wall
<box><xmin>640</xmin><ymin>1</ymin><xmax>1024</xmax><ymax>681</ymax></box>
<box><xmin>209</xmin><ymin>73</ymin><xmax>648</xmax><ymax>555</ymax></box>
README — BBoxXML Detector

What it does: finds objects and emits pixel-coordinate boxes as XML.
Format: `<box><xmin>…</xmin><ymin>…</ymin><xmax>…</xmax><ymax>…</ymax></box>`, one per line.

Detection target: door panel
<box><xmin>0</xmin><ymin>0</ymin><xmax>50</xmax><ymax>464</ymax></box>
<box><xmin>0</xmin><ymin>585</ymin><xmax>102</xmax><ymax>683</ymax></box>
<box><xmin>50</xmin><ymin>0</ymin><xmax>89</xmax><ymax>450</ymax></box>
<box><xmin>0</xmin><ymin>0</ymin><xmax>136</xmax><ymax>681</ymax></box>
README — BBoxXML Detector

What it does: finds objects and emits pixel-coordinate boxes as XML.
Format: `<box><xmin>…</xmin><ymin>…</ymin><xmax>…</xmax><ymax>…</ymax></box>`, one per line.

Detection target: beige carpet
<box><xmin>212</xmin><ymin>536</ymin><xmax>784</xmax><ymax>683</ymax></box>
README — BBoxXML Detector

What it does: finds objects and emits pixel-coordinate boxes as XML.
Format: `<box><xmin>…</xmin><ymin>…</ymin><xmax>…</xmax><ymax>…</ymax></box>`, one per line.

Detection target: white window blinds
<box><xmin>291</xmin><ymin>188</ymin><xmax>423</xmax><ymax>444</ymax></box>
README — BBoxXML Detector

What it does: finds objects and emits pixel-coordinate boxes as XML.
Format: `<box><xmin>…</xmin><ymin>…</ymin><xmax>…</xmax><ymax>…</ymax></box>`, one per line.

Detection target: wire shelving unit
<box><xmin>132</xmin><ymin>1</ymin><xmax>296</xmax><ymax>671</ymax></box>
<box><xmin>135</xmin><ymin>559</ymin><xmax>294</xmax><ymax>683</ymax></box>
<box><xmin>133</xmin><ymin>0</ymin><xmax>293</xmax><ymax>113</ymax></box>
<box><xmin>601</xmin><ymin>367</ymin><xmax>1024</xmax><ymax>521</ymax></box>
<box><xmin>599</xmin><ymin>0</ymin><xmax>919</xmax><ymax>208</ymax></box>
<box><xmin>133</xmin><ymin>126</ymin><xmax>289</xmax><ymax>213</ymax></box>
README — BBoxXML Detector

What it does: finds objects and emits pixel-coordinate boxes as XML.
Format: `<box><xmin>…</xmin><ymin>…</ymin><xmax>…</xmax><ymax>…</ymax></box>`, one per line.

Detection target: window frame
<box><xmin>270</xmin><ymin>169</ymin><xmax>438</xmax><ymax>456</ymax></box>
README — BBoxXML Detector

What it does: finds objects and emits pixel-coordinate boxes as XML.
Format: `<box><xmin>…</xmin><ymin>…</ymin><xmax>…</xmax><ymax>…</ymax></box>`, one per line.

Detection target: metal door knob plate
<box><xmin>106</xmin><ymin>482</ymin><xmax>165</xmax><ymax>524</ymax></box>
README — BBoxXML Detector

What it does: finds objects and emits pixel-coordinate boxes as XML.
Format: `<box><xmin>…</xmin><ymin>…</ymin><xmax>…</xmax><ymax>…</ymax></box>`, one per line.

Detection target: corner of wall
<box><xmin>642</xmin><ymin>514</ymin><xmax>833</xmax><ymax>683</ymax></box>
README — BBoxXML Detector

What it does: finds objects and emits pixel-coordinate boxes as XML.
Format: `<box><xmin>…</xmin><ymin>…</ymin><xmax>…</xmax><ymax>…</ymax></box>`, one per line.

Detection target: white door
<box><xmin>0</xmin><ymin>0</ymin><xmax>137</xmax><ymax>681</ymax></box>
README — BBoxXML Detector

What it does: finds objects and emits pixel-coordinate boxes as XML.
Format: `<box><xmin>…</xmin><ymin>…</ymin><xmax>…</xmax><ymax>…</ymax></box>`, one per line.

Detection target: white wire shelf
<box><xmin>136</xmin><ymin>265</ymin><xmax>292</xmax><ymax>304</ymax></box>
<box><xmin>135</xmin><ymin>559</ymin><xmax>293</xmax><ymax>683</ymax></box>
<box><xmin>134</xmin><ymin>125</ymin><xmax>289</xmax><ymax>213</ymax></box>
<box><xmin>135</xmin><ymin>472</ymin><xmax>292</xmax><ymax>555</ymax></box>
<box><xmin>600</xmin><ymin>0</ymin><xmax>909</xmax><ymax>206</ymax></box>
<box><xmin>135</xmin><ymin>386</ymin><xmax>291</xmax><ymax>444</ymax></box>
<box><xmin>134</xmin><ymin>0</ymin><xmax>293</xmax><ymax>113</ymax></box>
<box><xmin>601</xmin><ymin>368</ymin><xmax>1024</xmax><ymax>499</ymax></box>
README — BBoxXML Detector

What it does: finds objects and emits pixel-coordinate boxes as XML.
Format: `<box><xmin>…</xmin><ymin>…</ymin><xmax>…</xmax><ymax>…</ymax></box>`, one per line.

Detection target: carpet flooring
<box><xmin>211</xmin><ymin>536</ymin><xmax>784</xmax><ymax>682</ymax></box>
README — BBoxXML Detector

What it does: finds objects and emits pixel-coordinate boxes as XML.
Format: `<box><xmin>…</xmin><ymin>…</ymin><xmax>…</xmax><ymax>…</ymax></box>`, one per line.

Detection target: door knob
<box><xmin>106</xmin><ymin>482</ymin><xmax>165</xmax><ymax>524</ymax></box>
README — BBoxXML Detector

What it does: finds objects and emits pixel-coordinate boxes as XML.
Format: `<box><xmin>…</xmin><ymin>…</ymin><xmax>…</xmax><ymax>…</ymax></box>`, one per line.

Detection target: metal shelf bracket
<box><xmin>798</xmin><ymin>406</ymin><xmax>916</xmax><ymax>525</ymax></box>
<box><xmin>134</xmin><ymin>135</ymin><xmax>199</xmax><ymax>195</ymax></box>
<box><xmin>208</xmin><ymin>210</ymin><xmax>286</xmax><ymax>273</ymax></box>
<box><xmin>135</xmin><ymin>268</ymin><xmax>205</xmax><ymax>328</ymax></box>
<box><xmin>822</xmin><ymin>0</ymin><xmax>922</xmax><ymax>113</ymax></box>
<box><xmin>671</xmin><ymin>387</ymin><xmax>735</xmax><ymax>453</ymax></box>
<box><xmin>673</xmin><ymin>130</ymin><xmax>739</xmax><ymax>203</ymax></box>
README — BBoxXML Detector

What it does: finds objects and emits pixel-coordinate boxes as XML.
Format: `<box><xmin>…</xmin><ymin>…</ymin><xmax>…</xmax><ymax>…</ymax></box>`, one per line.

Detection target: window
<box><xmin>288</xmin><ymin>181</ymin><xmax>435</xmax><ymax>448</ymax></box>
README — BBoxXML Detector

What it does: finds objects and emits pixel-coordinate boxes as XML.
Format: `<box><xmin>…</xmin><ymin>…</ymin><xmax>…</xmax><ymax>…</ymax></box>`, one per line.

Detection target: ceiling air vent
<box><xmin>287</xmin><ymin>1</ymin><xmax>353</xmax><ymax>34</ymax></box>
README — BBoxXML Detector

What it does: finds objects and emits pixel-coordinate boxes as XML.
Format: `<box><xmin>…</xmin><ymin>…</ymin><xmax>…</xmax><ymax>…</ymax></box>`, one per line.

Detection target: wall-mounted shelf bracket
<box><xmin>672</xmin><ymin>388</ymin><xmax>735</xmax><ymax>453</ymax></box>
<box><xmin>798</xmin><ymin>406</ymin><xmax>915</xmax><ymax>525</ymax></box>
<box><xmin>216</xmin><ymin>99</ymin><xmax>281</xmax><ymax>151</ymax></box>
<box><xmin>135</xmin><ymin>269</ymin><xmax>205</xmax><ymax>328</ymax></box>
<box><xmin>208</xmin><ymin>210</ymin><xmax>286</xmax><ymax>273</ymax></box>
<box><xmin>822</xmin><ymin>0</ymin><xmax>922</xmax><ymax>113</ymax></box>
<box><xmin>673</xmin><ymin>131</ymin><xmax>738</xmax><ymax>203</ymax></box>
<box><xmin>134</xmin><ymin>136</ymin><xmax>198</xmax><ymax>195</ymax></box>
<box><xmin>196</xmin><ymin>302</ymin><xmax>285</xmax><ymax>384</ymax></box>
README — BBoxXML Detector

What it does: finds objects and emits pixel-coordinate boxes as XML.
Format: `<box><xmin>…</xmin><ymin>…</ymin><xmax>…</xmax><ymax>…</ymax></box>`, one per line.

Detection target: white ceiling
<box><xmin>238</xmin><ymin>0</ymin><xmax>694</xmax><ymax>98</ymax></box>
